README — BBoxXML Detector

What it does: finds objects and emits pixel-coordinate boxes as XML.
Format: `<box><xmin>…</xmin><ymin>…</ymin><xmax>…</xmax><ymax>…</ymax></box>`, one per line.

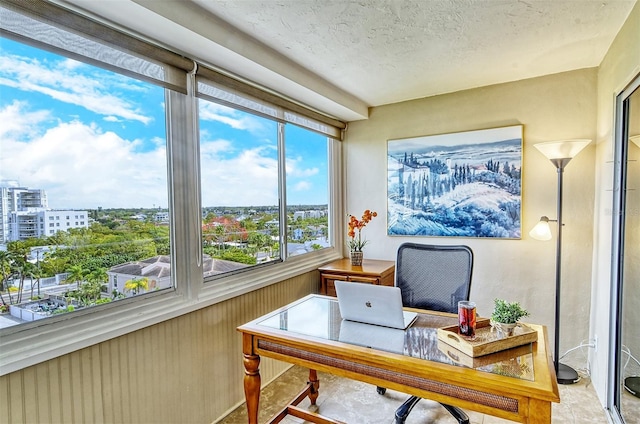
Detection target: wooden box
<box><xmin>437</xmin><ymin>320</ymin><xmax>538</xmax><ymax>357</ymax></box>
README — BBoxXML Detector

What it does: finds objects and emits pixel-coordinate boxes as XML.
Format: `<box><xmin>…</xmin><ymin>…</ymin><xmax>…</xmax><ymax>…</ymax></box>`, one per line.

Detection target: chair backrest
<box><xmin>395</xmin><ymin>243</ymin><xmax>473</xmax><ymax>313</ymax></box>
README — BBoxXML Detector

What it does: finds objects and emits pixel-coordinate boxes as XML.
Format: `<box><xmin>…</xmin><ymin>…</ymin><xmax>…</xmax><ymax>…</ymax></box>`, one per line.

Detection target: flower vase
<box><xmin>350</xmin><ymin>251</ymin><xmax>363</xmax><ymax>266</ymax></box>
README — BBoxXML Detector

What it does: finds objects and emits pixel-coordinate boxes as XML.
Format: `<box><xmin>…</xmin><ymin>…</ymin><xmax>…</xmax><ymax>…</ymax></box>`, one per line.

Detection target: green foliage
<box><xmin>80</xmin><ymin>254</ymin><xmax>138</xmax><ymax>273</ymax></box>
<box><xmin>491</xmin><ymin>299</ymin><xmax>530</xmax><ymax>324</ymax></box>
<box><xmin>75</xmin><ymin>280</ymin><xmax>104</xmax><ymax>305</ymax></box>
<box><xmin>6</xmin><ymin>240</ymin><xmax>31</xmax><ymax>256</ymax></box>
<box><xmin>125</xmin><ymin>277</ymin><xmax>149</xmax><ymax>294</ymax></box>
<box><xmin>53</xmin><ymin>305</ymin><xmax>75</xmax><ymax>315</ymax></box>
<box><xmin>216</xmin><ymin>248</ymin><xmax>256</xmax><ymax>265</ymax></box>
<box><xmin>8</xmin><ymin>218</ymin><xmax>170</xmax><ymax>282</ymax></box>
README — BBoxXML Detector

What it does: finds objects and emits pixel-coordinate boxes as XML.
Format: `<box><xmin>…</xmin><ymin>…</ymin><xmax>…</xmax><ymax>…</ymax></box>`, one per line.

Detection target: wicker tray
<box><xmin>437</xmin><ymin>320</ymin><xmax>538</xmax><ymax>357</ymax></box>
<box><xmin>437</xmin><ymin>339</ymin><xmax>532</xmax><ymax>368</ymax></box>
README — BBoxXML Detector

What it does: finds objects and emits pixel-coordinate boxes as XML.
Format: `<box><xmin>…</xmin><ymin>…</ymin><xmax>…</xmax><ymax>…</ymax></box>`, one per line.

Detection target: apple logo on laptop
<box><xmin>365</xmin><ymin>301</ymin><xmax>372</xmax><ymax>308</ymax></box>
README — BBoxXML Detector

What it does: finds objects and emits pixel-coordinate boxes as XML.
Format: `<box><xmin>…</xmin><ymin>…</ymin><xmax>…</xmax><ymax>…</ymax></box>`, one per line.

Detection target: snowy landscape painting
<box><xmin>387</xmin><ymin>125</ymin><xmax>522</xmax><ymax>239</ymax></box>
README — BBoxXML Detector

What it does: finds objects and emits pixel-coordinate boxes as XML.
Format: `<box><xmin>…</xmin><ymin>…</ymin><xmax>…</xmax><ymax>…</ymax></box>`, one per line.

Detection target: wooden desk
<box><xmin>238</xmin><ymin>295</ymin><xmax>559</xmax><ymax>424</ymax></box>
<box><xmin>318</xmin><ymin>258</ymin><xmax>395</xmax><ymax>296</ymax></box>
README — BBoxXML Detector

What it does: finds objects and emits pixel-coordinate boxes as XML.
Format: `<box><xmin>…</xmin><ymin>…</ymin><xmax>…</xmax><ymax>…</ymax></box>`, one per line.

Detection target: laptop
<box><xmin>334</xmin><ymin>281</ymin><xmax>418</xmax><ymax>329</ymax></box>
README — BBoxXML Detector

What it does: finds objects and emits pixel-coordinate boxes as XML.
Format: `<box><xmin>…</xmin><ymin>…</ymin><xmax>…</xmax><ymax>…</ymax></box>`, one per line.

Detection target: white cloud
<box><xmin>286</xmin><ymin>156</ymin><xmax>319</xmax><ymax>178</ymax></box>
<box><xmin>200</xmin><ymin>138</ymin><xmax>234</xmax><ymax>156</ymax></box>
<box><xmin>0</xmin><ymin>53</ymin><xmax>152</xmax><ymax>124</ymax></box>
<box><xmin>199</xmin><ymin>138</ymin><xmax>278</xmax><ymax>206</ymax></box>
<box><xmin>0</xmin><ymin>103</ymin><xmax>167</xmax><ymax>209</ymax></box>
<box><xmin>0</xmin><ymin>100</ymin><xmax>51</xmax><ymax>140</ymax></box>
<box><xmin>293</xmin><ymin>181</ymin><xmax>312</xmax><ymax>191</ymax></box>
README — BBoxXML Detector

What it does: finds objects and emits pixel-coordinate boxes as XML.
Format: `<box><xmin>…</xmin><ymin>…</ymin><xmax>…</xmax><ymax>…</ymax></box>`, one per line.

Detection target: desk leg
<box><xmin>308</xmin><ymin>369</ymin><xmax>319</xmax><ymax>406</ymax></box>
<box><xmin>243</xmin><ymin>352</ymin><xmax>261</xmax><ymax>424</ymax></box>
<box><xmin>527</xmin><ymin>398</ymin><xmax>551</xmax><ymax>424</ymax></box>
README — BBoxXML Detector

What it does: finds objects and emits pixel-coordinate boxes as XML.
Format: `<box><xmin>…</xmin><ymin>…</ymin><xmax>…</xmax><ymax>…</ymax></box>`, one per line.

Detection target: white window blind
<box><xmin>196</xmin><ymin>67</ymin><xmax>345</xmax><ymax>140</ymax></box>
<box><xmin>0</xmin><ymin>0</ymin><xmax>190</xmax><ymax>93</ymax></box>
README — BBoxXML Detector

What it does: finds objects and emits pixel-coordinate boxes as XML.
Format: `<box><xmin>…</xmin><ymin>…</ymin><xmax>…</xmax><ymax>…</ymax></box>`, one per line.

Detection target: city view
<box><xmin>0</xmin><ymin>36</ymin><xmax>330</xmax><ymax>327</ymax></box>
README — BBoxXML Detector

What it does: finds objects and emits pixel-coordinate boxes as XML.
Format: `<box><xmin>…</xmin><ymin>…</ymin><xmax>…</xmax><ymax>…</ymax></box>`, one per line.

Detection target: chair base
<box><xmin>441</xmin><ymin>403</ymin><xmax>470</xmax><ymax>424</ymax></box>
<box><xmin>394</xmin><ymin>395</ymin><xmax>469</xmax><ymax>424</ymax></box>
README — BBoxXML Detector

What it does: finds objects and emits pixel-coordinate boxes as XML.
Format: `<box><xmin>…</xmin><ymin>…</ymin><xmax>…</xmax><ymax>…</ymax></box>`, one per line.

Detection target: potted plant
<box><xmin>491</xmin><ymin>298</ymin><xmax>530</xmax><ymax>337</ymax></box>
<box><xmin>347</xmin><ymin>209</ymin><xmax>377</xmax><ymax>266</ymax></box>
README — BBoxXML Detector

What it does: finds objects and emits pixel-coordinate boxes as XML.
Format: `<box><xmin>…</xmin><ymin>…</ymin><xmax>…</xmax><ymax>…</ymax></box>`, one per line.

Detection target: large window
<box><xmin>199</xmin><ymin>101</ymin><xmax>282</xmax><ymax>272</ymax></box>
<box><xmin>0</xmin><ymin>37</ymin><xmax>171</xmax><ymax>323</ymax></box>
<box><xmin>0</xmin><ymin>0</ymin><xmax>342</xmax><ymax>374</ymax></box>
<box><xmin>285</xmin><ymin>125</ymin><xmax>330</xmax><ymax>256</ymax></box>
<box><xmin>197</xmin><ymin>83</ymin><xmax>331</xmax><ymax>279</ymax></box>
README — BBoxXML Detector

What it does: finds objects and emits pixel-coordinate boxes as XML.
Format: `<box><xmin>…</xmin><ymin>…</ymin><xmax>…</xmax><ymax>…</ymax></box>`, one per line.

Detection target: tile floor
<box><xmin>219</xmin><ymin>365</ymin><xmax>615</xmax><ymax>424</ymax></box>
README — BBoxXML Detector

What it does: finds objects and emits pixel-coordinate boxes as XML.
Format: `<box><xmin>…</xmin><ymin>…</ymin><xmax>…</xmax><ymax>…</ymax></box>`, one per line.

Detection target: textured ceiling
<box><xmin>60</xmin><ymin>0</ymin><xmax>636</xmax><ymax>121</ymax></box>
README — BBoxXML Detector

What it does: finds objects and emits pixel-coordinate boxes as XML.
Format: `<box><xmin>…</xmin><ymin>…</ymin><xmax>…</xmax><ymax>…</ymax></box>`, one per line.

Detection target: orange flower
<box><xmin>347</xmin><ymin>210</ymin><xmax>377</xmax><ymax>252</ymax></box>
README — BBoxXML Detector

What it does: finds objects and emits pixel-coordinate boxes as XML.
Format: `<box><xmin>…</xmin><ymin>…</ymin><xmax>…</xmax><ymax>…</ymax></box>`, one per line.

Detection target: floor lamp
<box><xmin>529</xmin><ymin>139</ymin><xmax>591</xmax><ymax>385</ymax></box>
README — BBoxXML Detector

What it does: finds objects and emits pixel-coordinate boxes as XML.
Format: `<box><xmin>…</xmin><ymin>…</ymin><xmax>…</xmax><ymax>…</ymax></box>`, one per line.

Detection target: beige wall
<box><xmin>591</xmin><ymin>0</ymin><xmax>640</xmax><ymax>405</ymax></box>
<box><xmin>0</xmin><ymin>272</ymin><xmax>318</xmax><ymax>423</ymax></box>
<box><xmin>345</xmin><ymin>68</ymin><xmax>597</xmax><ymax>370</ymax></box>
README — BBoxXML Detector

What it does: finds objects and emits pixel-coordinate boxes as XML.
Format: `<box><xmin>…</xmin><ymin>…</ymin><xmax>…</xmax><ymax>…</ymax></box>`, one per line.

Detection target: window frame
<box><xmin>0</xmin><ymin>1</ymin><xmax>344</xmax><ymax>375</ymax></box>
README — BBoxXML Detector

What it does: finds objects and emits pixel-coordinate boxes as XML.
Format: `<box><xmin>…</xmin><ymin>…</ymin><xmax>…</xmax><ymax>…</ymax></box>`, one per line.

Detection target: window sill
<box><xmin>0</xmin><ymin>248</ymin><xmax>342</xmax><ymax>376</ymax></box>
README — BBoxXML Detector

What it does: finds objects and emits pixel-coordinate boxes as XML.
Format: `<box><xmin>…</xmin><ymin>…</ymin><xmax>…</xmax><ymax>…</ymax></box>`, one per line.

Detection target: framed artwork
<box><xmin>387</xmin><ymin>125</ymin><xmax>522</xmax><ymax>239</ymax></box>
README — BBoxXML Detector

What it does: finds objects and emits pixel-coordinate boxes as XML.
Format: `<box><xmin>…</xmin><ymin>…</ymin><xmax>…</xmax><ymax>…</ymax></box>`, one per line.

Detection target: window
<box><xmin>285</xmin><ymin>125</ymin><xmax>330</xmax><ymax>256</ymax></box>
<box><xmin>0</xmin><ymin>36</ymin><xmax>171</xmax><ymax>322</ymax></box>
<box><xmin>0</xmin><ymin>0</ymin><xmax>343</xmax><ymax>375</ymax></box>
<box><xmin>196</xmin><ymin>77</ymin><xmax>333</xmax><ymax>279</ymax></box>
<box><xmin>199</xmin><ymin>101</ymin><xmax>281</xmax><ymax>274</ymax></box>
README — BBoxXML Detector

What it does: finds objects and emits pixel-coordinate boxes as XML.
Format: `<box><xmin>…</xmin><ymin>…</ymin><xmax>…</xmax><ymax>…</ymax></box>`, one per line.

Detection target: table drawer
<box><xmin>323</xmin><ymin>275</ymin><xmax>381</xmax><ymax>297</ymax></box>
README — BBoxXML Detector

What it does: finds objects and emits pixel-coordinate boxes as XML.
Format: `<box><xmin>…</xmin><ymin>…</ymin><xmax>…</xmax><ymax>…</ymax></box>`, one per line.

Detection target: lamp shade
<box><xmin>533</xmin><ymin>139</ymin><xmax>591</xmax><ymax>160</ymax></box>
<box><xmin>530</xmin><ymin>216</ymin><xmax>553</xmax><ymax>241</ymax></box>
<box><xmin>630</xmin><ymin>135</ymin><xmax>640</xmax><ymax>148</ymax></box>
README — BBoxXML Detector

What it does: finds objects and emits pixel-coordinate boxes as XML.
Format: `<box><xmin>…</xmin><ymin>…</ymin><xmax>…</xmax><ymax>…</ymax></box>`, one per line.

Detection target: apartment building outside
<box><xmin>0</xmin><ymin>183</ymin><xmax>88</xmax><ymax>243</ymax></box>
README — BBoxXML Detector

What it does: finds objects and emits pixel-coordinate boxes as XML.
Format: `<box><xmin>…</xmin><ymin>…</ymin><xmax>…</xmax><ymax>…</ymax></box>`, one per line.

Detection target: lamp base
<box><xmin>625</xmin><ymin>376</ymin><xmax>640</xmax><ymax>398</ymax></box>
<box><xmin>557</xmin><ymin>362</ymin><xmax>580</xmax><ymax>385</ymax></box>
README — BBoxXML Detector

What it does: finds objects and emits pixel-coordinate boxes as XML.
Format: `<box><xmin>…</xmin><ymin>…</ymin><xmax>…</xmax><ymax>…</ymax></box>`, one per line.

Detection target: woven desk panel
<box><xmin>258</xmin><ymin>339</ymin><xmax>519</xmax><ymax>413</ymax></box>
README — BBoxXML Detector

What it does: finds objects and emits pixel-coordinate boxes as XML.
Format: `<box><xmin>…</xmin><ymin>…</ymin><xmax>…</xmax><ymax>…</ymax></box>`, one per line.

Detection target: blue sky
<box><xmin>0</xmin><ymin>37</ymin><xmax>327</xmax><ymax>210</ymax></box>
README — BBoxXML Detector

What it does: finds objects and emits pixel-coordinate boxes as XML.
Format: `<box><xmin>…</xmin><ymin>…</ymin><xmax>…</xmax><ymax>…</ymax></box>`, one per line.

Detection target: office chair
<box><xmin>381</xmin><ymin>242</ymin><xmax>474</xmax><ymax>424</ymax></box>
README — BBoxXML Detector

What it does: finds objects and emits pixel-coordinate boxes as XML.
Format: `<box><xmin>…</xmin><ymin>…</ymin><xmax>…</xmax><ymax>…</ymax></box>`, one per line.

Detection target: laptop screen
<box><xmin>334</xmin><ymin>281</ymin><xmax>417</xmax><ymax>329</ymax></box>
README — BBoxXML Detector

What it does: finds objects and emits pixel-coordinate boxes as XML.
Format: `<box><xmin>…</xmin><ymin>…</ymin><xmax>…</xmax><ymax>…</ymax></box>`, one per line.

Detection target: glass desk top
<box><xmin>258</xmin><ymin>296</ymin><xmax>534</xmax><ymax>381</ymax></box>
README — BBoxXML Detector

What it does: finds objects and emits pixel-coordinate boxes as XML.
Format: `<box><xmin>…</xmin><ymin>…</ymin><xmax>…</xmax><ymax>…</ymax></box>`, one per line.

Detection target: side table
<box><xmin>318</xmin><ymin>258</ymin><xmax>395</xmax><ymax>296</ymax></box>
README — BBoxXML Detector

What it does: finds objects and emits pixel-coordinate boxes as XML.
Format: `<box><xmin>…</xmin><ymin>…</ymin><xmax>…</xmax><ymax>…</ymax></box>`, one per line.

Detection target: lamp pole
<box><xmin>551</xmin><ymin>158</ymin><xmax>580</xmax><ymax>384</ymax></box>
<box><xmin>532</xmin><ymin>139</ymin><xmax>590</xmax><ymax>385</ymax></box>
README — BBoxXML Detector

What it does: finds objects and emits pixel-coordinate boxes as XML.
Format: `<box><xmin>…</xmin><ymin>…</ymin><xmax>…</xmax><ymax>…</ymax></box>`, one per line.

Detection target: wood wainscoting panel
<box><xmin>0</xmin><ymin>272</ymin><xmax>318</xmax><ymax>423</ymax></box>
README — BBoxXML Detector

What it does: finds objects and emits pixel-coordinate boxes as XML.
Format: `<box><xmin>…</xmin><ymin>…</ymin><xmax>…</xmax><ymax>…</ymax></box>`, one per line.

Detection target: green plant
<box><xmin>491</xmin><ymin>299</ymin><xmax>529</xmax><ymax>324</ymax></box>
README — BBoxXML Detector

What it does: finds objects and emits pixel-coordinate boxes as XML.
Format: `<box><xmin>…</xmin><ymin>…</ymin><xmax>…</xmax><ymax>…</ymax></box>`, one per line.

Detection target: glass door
<box><xmin>609</xmin><ymin>73</ymin><xmax>640</xmax><ymax>424</ymax></box>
